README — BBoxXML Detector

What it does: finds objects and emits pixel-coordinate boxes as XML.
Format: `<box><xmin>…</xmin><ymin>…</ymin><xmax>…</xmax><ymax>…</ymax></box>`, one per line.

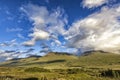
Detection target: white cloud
<box><xmin>29</xmin><ymin>29</ymin><xmax>49</xmax><ymax>40</ymax></box>
<box><xmin>82</xmin><ymin>0</ymin><xmax>108</xmax><ymax>8</ymax></box>
<box><xmin>0</xmin><ymin>48</ymin><xmax>36</xmax><ymax>62</ymax></box>
<box><xmin>0</xmin><ymin>39</ymin><xmax>18</xmax><ymax>47</ymax></box>
<box><xmin>65</xmin><ymin>5</ymin><xmax>120</xmax><ymax>53</ymax></box>
<box><xmin>17</xmin><ymin>33</ymin><xmax>25</xmax><ymax>39</ymax></box>
<box><xmin>22</xmin><ymin>39</ymin><xmax>35</xmax><ymax>46</ymax></box>
<box><xmin>21</xmin><ymin>4</ymin><xmax>67</xmax><ymax>46</ymax></box>
<box><xmin>21</xmin><ymin>3</ymin><xmax>120</xmax><ymax>54</ymax></box>
<box><xmin>0</xmin><ymin>50</ymin><xmax>19</xmax><ymax>62</ymax></box>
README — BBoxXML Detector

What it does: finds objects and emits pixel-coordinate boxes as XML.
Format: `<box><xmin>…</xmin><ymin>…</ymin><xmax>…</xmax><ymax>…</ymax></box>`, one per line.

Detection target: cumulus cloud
<box><xmin>65</xmin><ymin>5</ymin><xmax>120</xmax><ymax>53</ymax></box>
<box><xmin>82</xmin><ymin>0</ymin><xmax>108</xmax><ymax>8</ymax></box>
<box><xmin>21</xmin><ymin>4</ymin><xmax>67</xmax><ymax>46</ymax></box>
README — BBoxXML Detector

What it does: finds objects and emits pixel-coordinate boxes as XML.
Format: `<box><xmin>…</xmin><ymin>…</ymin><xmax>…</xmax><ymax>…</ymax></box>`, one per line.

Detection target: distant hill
<box><xmin>81</xmin><ymin>50</ymin><xmax>109</xmax><ymax>56</ymax></box>
<box><xmin>0</xmin><ymin>52</ymin><xmax>77</xmax><ymax>68</ymax></box>
<box><xmin>0</xmin><ymin>51</ymin><xmax>120</xmax><ymax>69</ymax></box>
<box><xmin>27</xmin><ymin>55</ymin><xmax>42</xmax><ymax>58</ymax></box>
<box><xmin>45</xmin><ymin>52</ymin><xmax>74</xmax><ymax>56</ymax></box>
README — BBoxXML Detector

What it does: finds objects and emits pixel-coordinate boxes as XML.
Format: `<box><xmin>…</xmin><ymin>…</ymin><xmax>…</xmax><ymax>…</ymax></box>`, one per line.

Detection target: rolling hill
<box><xmin>0</xmin><ymin>51</ymin><xmax>120</xmax><ymax>69</ymax></box>
<box><xmin>0</xmin><ymin>51</ymin><xmax>120</xmax><ymax>80</ymax></box>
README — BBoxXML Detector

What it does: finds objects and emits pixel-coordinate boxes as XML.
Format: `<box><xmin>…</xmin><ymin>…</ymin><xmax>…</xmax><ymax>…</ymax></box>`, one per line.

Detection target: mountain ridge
<box><xmin>0</xmin><ymin>51</ymin><xmax>120</xmax><ymax>69</ymax></box>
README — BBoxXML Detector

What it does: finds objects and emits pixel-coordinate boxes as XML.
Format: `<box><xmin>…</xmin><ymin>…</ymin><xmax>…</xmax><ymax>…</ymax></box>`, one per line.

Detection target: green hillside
<box><xmin>0</xmin><ymin>51</ymin><xmax>120</xmax><ymax>69</ymax></box>
<box><xmin>73</xmin><ymin>51</ymin><xmax>120</xmax><ymax>69</ymax></box>
<box><xmin>0</xmin><ymin>52</ymin><xmax>78</xmax><ymax>68</ymax></box>
<box><xmin>0</xmin><ymin>51</ymin><xmax>120</xmax><ymax>80</ymax></box>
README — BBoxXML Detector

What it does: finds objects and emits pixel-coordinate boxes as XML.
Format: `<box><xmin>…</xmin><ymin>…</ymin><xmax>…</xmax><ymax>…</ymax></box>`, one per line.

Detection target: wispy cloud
<box><xmin>6</xmin><ymin>28</ymin><xmax>23</xmax><ymax>32</ymax></box>
<box><xmin>21</xmin><ymin>4</ymin><xmax>67</xmax><ymax>46</ymax></box>
<box><xmin>0</xmin><ymin>48</ymin><xmax>35</xmax><ymax>62</ymax></box>
<box><xmin>0</xmin><ymin>39</ymin><xmax>18</xmax><ymax>47</ymax></box>
<box><xmin>82</xmin><ymin>0</ymin><xmax>108</xmax><ymax>8</ymax></box>
<box><xmin>0</xmin><ymin>50</ymin><xmax>19</xmax><ymax>62</ymax></box>
<box><xmin>40</xmin><ymin>43</ymin><xmax>52</xmax><ymax>53</ymax></box>
<box><xmin>17</xmin><ymin>33</ymin><xmax>25</xmax><ymax>39</ymax></box>
<box><xmin>23</xmin><ymin>48</ymin><xmax>35</xmax><ymax>53</ymax></box>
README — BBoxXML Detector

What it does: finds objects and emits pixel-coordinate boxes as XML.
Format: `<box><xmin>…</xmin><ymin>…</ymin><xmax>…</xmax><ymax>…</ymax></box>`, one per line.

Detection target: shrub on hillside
<box><xmin>66</xmin><ymin>68</ymin><xmax>83</xmax><ymax>74</ymax></box>
<box><xmin>24</xmin><ymin>67</ymin><xmax>50</xmax><ymax>72</ymax></box>
<box><xmin>101</xmin><ymin>69</ymin><xmax>120</xmax><ymax>78</ymax></box>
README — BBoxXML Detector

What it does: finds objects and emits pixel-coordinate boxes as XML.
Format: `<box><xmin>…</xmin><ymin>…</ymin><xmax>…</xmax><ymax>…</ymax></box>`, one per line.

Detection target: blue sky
<box><xmin>0</xmin><ymin>0</ymin><xmax>120</xmax><ymax>61</ymax></box>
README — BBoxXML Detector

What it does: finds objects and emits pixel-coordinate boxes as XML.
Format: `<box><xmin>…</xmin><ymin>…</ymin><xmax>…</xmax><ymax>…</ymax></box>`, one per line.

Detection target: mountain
<box><xmin>0</xmin><ymin>51</ymin><xmax>120</xmax><ymax>69</ymax></box>
<box><xmin>80</xmin><ymin>50</ymin><xmax>109</xmax><ymax>56</ymax></box>
<box><xmin>0</xmin><ymin>52</ymin><xmax>77</xmax><ymax>68</ymax></box>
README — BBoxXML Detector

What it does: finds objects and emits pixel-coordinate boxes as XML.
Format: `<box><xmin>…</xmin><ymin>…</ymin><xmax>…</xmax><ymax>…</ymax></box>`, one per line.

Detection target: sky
<box><xmin>0</xmin><ymin>0</ymin><xmax>120</xmax><ymax>62</ymax></box>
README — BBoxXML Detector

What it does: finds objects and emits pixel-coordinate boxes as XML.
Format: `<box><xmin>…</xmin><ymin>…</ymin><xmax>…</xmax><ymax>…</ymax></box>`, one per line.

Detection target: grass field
<box><xmin>0</xmin><ymin>51</ymin><xmax>120</xmax><ymax>80</ymax></box>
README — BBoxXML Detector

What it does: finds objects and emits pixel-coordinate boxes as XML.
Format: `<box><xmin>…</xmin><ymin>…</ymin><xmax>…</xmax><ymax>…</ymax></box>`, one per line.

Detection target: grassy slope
<box><xmin>0</xmin><ymin>51</ymin><xmax>120</xmax><ymax>69</ymax></box>
<box><xmin>72</xmin><ymin>52</ymin><xmax>120</xmax><ymax>69</ymax></box>
<box><xmin>0</xmin><ymin>51</ymin><xmax>120</xmax><ymax>80</ymax></box>
<box><xmin>0</xmin><ymin>52</ymin><xmax>78</xmax><ymax>68</ymax></box>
